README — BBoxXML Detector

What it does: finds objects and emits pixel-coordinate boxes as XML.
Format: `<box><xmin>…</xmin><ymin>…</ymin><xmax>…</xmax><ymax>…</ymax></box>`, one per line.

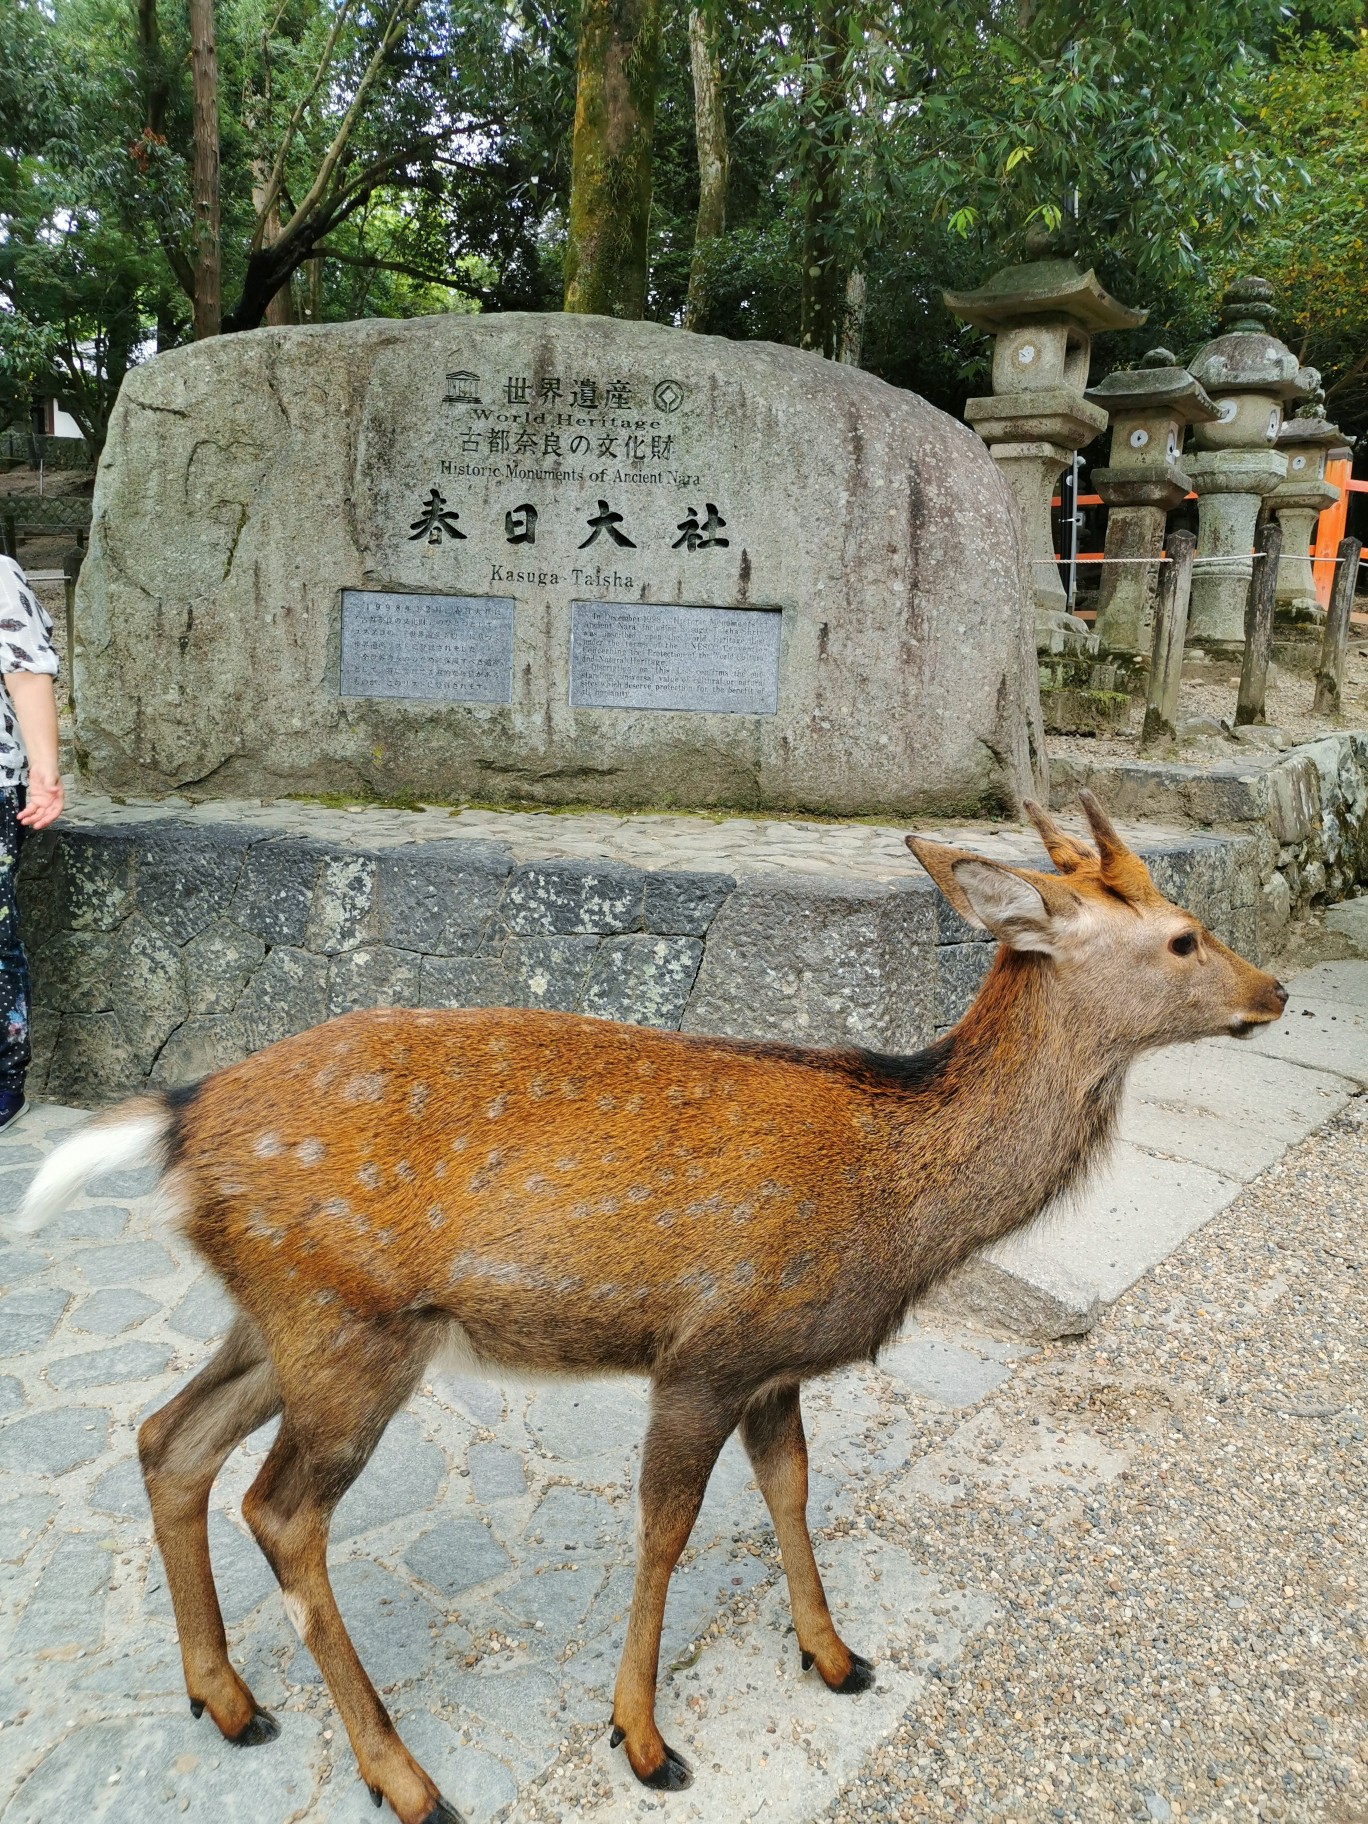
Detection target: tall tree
<box><xmin>563</xmin><ymin>0</ymin><xmax>662</xmax><ymax>317</ymax></box>
<box><xmin>683</xmin><ymin>3</ymin><xmax>728</xmax><ymax>331</ymax></box>
<box><xmin>188</xmin><ymin>0</ymin><xmax>221</xmax><ymax>338</ymax></box>
<box><xmin>797</xmin><ymin>1</ymin><xmax>851</xmax><ymax>357</ymax></box>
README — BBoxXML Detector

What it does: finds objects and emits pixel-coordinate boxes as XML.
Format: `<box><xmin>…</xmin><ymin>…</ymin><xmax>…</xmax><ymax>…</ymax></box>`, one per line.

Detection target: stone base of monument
<box><xmin>1271</xmin><ymin>637</ymin><xmax>1324</xmax><ymax>677</ymax></box>
<box><xmin>1038</xmin><ymin>649</ymin><xmax>1144</xmax><ymax>734</ymax></box>
<box><xmin>1035</xmin><ymin>609</ymin><xmax>1099</xmax><ymax>658</ymax></box>
<box><xmin>19</xmin><ymin>793</ymin><xmax>1262</xmax><ymax>1108</ymax></box>
<box><xmin>1270</xmin><ymin>612</ymin><xmax>1326</xmax><ymax>678</ymax></box>
<box><xmin>1038</xmin><ymin>684</ymin><xmax>1132</xmax><ymax>735</ymax></box>
<box><xmin>1176</xmin><ymin>645</ymin><xmax>1246</xmax><ymax>680</ymax></box>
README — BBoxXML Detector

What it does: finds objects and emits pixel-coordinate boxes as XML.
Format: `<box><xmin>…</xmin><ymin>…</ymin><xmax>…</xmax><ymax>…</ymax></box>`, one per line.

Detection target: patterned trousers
<box><xmin>0</xmin><ymin>789</ymin><xmax>30</xmax><ymax>1094</ymax></box>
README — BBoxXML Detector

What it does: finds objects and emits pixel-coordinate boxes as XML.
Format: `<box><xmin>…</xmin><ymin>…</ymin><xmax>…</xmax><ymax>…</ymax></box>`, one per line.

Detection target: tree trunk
<box><xmin>305</xmin><ymin>256</ymin><xmax>324</xmax><ymax>323</ymax></box>
<box><xmin>137</xmin><ymin>0</ymin><xmax>169</xmax><ymax>133</ymax></box>
<box><xmin>563</xmin><ymin>0</ymin><xmax>662</xmax><ymax>319</ymax></box>
<box><xmin>265</xmin><ymin>282</ymin><xmax>295</xmax><ymax>328</ymax></box>
<box><xmin>252</xmin><ymin>162</ymin><xmax>296</xmax><ymax>326</ymax></box>
<box><xmin>683</xmin><ymin>4</ymin><xmax>728</xmax><ymax>333</ymax></box>
<box><xmin>839</xmin><ymin>270</ymin><xmax>866</xmax><ymax>366</ymax></box>
<box><xmin>798</xmin><ymin>2</ymin><xmax>849</xmax><ymax>359</ymax></box>
<box><xmin>189</xmin><ymin>0</ymin><xmax>221</xmax><ymax>339</ymax></box>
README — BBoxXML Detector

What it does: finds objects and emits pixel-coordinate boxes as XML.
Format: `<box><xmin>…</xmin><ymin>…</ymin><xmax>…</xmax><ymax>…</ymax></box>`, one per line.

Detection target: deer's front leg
<box><xmin>741</xmin><ymin>1382</ymin><xmax>873</xmax><ymax>1693</ymax></box>
<box><xmin>611</xmin><ymin>1381</ymin><xmax>737</xmax><ymax>1789</ymax></box>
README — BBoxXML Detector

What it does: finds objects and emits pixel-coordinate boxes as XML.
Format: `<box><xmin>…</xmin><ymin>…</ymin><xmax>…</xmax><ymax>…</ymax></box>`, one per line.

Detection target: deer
<box><xmin>9</xmin><ymin>794</ymin><xmax>1286</xmax><ymax>1824</ymax></box>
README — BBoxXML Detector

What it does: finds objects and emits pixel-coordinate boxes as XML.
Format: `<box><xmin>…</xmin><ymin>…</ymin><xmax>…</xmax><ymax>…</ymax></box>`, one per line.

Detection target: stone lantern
<box><xmin>943</xmin><ymin>257</ymin><xmax>1147</xmax><ymax>651</ymax></box>
<box><xmin>1085</xmin><ymin>348</ymin><xmax>1217</xmax><ymax>655</ymax></box>
<box><xmin>1269</xmin><ymin>391</ymin><xmax>1345</xmax><ymax>625</ymax></box>
<box><xmin>1184</xmin><ymin>276</ymin><xmax>1316</xmax><ymax>652</ymax></box>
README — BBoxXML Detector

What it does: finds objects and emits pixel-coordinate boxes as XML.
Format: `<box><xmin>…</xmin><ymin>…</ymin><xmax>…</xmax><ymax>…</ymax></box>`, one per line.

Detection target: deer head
<box><xmin>907</xmin><ymin>792</ymin><xmax>1287</xmax><ymax>1053</ymax></box>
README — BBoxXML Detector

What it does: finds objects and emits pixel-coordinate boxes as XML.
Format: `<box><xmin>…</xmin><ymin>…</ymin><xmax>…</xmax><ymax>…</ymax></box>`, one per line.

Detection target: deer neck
<box><xmin>893</xmin><ymin>948</ymin><xmax>1131</xmax><ymax>1285</ymax></box>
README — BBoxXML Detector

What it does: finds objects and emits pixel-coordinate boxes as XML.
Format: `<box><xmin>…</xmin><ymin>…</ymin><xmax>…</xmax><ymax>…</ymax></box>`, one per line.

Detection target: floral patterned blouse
<box><xmin>0</xmin><ymin>557</ymin><xmax>60</xmax><ymax>787</ymax></box>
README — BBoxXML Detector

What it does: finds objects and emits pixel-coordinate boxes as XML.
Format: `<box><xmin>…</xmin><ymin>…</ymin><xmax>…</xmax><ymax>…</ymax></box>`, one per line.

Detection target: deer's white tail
<box><xmin>8</xmin><ymin>1109</ymin><xmax>170</xmax><ymax>1238</ymax></box>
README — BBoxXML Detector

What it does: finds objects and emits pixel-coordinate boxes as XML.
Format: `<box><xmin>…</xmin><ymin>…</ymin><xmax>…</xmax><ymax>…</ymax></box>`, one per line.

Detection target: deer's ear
<box><xmin>950</xmin><ymin>859</ymin><xmax>1068</xmax><ymax>956</ymax></box>
<box><xmin>905</xmin><ymin>836</ymin><xmax>989</xmax><ymax>928</ymax></box>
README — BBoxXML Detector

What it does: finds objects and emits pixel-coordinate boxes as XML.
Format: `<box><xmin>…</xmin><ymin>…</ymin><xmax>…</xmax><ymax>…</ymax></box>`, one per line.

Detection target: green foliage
<box><xmin>4</xmin><ymin>0</ymin><xmax>1366</xmax><ymax>449</ymax></box>
<box><xmin>1</xmin><ymin>0</ymin><xmax>560</xmax><ymax>445</ymax></box>
<box><xmin>627</xmin><ymin>0</ymin><xmax>1324</xmax><ymax>412</ymax></box>
<box><xmin>0</xmin><ymin>0</ymin><xmax>170</xmax><ymax>442</ymax></box>
<box><xmin>1235</xmin><ymin>30</ymin><xmax>1368</xmax><ymax>429</ymax></box>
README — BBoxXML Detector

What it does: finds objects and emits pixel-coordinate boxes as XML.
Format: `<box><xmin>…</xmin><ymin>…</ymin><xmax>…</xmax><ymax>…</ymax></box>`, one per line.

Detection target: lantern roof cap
<box><xmin>1086</xmin><ymin>349</ymin><xmax>1218</xmax><ymax>421</ymax></box>
<box><xmin>1277</xmin><ymin>389</ymin><xmax>1345</xmax><ymax>450</ymax></box>
<box><xmin>943</xmin><ymin>258</ymin><xmax>1147</xmax><ymax>334</ymax></box>
<box><xmin>1187</xmin><ymin>278</ymin><xmax>1316</xmax><ymax>401</ymax></box>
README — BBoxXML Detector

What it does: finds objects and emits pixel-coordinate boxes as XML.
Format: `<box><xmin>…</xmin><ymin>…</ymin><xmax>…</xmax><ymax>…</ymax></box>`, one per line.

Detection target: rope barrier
<box><xmin>1032</xmin><ymin>554</ymin><xmax>1359</xmax><ymax>566</ymax></box>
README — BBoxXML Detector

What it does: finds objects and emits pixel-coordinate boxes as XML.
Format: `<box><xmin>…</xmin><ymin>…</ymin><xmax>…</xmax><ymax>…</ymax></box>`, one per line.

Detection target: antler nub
<box><xmin>1022</xmin><ymin>799</ymin><xmax>1095</xmax><ymax>874</ymax></box>
<box><xmin>1077</xmin><ymin>790</ymin><xmax>1159</xmax><ymax>902</ymax></box>
<box><xmin>1077</xmin><ymin>790</ymin><xmax>1131</xmax><ymax>869</ymax></box>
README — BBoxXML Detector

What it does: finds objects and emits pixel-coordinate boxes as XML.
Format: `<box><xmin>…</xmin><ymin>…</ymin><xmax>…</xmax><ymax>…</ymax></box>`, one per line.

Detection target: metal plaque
<box><xmin>568</xmin><ymin>600</ymin><xmax>781</xmax><ymax>715</ymax></box>
<box><xmin>339</xmin><ymin>590</ymin><xmax>515</xmax><ymax>703</ymax></box>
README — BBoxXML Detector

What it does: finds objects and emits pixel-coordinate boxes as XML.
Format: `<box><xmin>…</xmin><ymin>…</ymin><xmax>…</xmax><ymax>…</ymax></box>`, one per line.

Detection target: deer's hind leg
<box><xmin>138</xmin><ymin>1313</ymin><xmax>283</xmax><ymax>1743</ymax></box>
<box><xmin>241</xmin><ymin>1323</ymin><xmax>459</xmax><ymax>1824</ymax></box>
<box><xmin>741</xmin><ymin>1382</ymin><xmax>873</xmax><ymax>1694</ymax></box>
<box><xmin>611</xmin><ymin>1381</ymin><xmax>741</xmax><ymax>1791</ymax></box>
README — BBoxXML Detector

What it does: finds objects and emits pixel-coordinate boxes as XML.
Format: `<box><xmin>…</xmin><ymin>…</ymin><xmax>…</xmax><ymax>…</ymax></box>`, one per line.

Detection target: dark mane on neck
<box><xmin>696</xmin><ymin>1031</ymin><xmax>958</xmax><ymax>1094</ymax></box>
<box><xmin>840</xmin><ymin>1033</ymin><xmax>959</xmax><ymax>1093</ymax></box>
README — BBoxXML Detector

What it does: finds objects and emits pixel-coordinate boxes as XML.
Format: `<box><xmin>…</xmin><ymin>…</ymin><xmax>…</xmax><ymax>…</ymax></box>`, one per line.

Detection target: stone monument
<box><xmin>76</xmin><ymin>314</ymin><xmax>1043</xmax><ymax>818</ymax></box>
<box><xmin>943</xmin><ymin>256</ymin><xmax>1146</xmax><ymax>652</ymax></box>
<box><xmin>1085</xmin><ymin>349</ymin><xmax>1216</xmax><ymax>656</ymax></box>
<box><xmin>1184</xmin><ymin>277</ymin><xmax>1316</xmax><ymax>652</ymax></box>
<box><xmin>1270</xmin><ymin>391</ymin><xmax>1347</xmax><ymax>626</ymax></box>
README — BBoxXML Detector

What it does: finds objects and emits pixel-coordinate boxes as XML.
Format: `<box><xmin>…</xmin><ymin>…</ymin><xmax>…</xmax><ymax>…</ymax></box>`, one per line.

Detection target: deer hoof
<box><xmin>641</xmin><ymin>1744</ymin><xmax>693</xmax><ymax>1792</ymax></box>
<box><xmin>800</xmin><ymin>1649</ymin><xmax>815</xmax><ymax>1672</ymax></box>
<box><xmin>833</xmin><ymin>1652</ymin><xmax>875</xmax><ymax>1695</ymax></box>
<box><xmin>189</xmin><ymin>1699</ymin><xmax>206</xmax><ymax>1720</ymax></box>
<box><xmin>367</xmin><ymin>1786</ymin><xmax>383</xmax><ymax>1808</ymax></box>
<box><xmin>230</xmin><ymin>1707</ymin><xmax>281</xmax><ymax>1748</ymax></box>
<box><xmin>418</xmin><ymin>1798</ymin><xmax>466</xmax><ymax>1824</ymax></box>
<box><xmin>609</xmin><ymin>1726</ymin><xmax>625</xmax><ymax>1748</ymax></box>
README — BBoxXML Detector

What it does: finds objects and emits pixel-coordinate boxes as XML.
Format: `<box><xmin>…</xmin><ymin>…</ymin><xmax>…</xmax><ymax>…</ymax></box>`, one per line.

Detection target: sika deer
<box><xmin>12</xmin><ymin>795</ymin><xmax>1285</xmax><ymax>1824</ymax></box>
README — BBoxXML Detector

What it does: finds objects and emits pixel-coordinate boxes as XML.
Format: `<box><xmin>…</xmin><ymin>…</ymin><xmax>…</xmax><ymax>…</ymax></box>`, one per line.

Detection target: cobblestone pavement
<box><xmin>0</xmin><ymin>1052</ymin><xmax>1362</xmax><ymax>1824</ymax></box>
<box><xmin>0</xmin><ymin>1102</ymin><xmax>1013</xmax><ymax>1824</ymax></box>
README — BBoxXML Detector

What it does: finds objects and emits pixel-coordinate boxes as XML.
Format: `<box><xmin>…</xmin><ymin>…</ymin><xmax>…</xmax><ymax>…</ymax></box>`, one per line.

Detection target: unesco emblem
<box><xmin>652</xmin><ymin>379</ymin><xmax>685</xmax><ymax>414</ymax></box>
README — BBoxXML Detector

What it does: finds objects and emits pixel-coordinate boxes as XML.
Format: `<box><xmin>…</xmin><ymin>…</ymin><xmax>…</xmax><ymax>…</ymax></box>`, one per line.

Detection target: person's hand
<box><xmin>19</xmin><ymin>770</ymin><xmax>64</xmax><ymax>830</ymax></box>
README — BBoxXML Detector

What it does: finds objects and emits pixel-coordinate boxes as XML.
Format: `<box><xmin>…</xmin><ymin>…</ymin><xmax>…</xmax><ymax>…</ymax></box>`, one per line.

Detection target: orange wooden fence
<box><xmin>1311</xmin><ymin>460</ymin><xmax>1367</xmax><ymax>607</ymax></box>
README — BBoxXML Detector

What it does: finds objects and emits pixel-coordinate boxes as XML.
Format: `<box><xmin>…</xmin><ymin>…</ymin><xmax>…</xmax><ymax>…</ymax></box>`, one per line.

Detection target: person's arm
<box><xmin>6</xmin><ymin>672</ymin><xmax>63</xmax><ymax>829</ymax></box>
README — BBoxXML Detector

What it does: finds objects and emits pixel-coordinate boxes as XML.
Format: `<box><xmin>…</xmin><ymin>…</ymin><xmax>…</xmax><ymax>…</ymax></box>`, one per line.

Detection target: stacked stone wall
<box><xmin>1051</xmin><ymin>732</ymin><xmax>1368</xmax><ymax>952</ymax></box>
<box><xmin>18</xmin><ymin>814</ymin><xmax>1257</xmax><ymax>1106</ymax></box>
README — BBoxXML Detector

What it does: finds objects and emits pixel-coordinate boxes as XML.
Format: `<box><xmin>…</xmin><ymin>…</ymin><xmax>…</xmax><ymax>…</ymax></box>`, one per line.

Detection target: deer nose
<box><xmin>1273</xmin><ymin>980</ymin><xmax>1289</xmax><ymax>1007</ymax></box>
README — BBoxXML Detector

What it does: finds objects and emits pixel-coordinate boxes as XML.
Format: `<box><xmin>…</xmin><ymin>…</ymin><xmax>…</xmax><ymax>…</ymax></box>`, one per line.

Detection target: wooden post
<box><xmin>62</xmin><ymin>554</ymin><xmax>81</xmax><ymax>718</ymax></box>
<box><xmin>1313</xmin><ymin>536</ymin><xmax>1362</xmax><ymax>715</ymax></box>
<box><xmin>1234</xmin><ymin>520</ymin><xmax>1282</xmax><ymax>727</ymax></box>
<box><xmin>1139</xmin><ymin>531</ymin><xmax>1196</xmax><ymax>750</ymax></box>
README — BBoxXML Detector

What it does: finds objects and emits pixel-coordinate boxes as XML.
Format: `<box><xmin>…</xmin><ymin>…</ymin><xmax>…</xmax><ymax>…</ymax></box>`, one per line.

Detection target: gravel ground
<box><xmin>1053</xmin><ymin>636</ymin><xmax>1368</xmax><ymax>762</ymax></box>
<box><xmin>820</xmin><ymin>1095</ymin><xmax>1367</xmax><ymax>1824</ymax></box>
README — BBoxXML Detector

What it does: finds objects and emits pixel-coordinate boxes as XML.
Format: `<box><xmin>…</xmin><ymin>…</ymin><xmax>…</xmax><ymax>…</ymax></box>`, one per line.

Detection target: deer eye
<box><xmin>1170</xmin><ymin>931</ymin><xmax>1198</xmax><ymax>958</ymax></box>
